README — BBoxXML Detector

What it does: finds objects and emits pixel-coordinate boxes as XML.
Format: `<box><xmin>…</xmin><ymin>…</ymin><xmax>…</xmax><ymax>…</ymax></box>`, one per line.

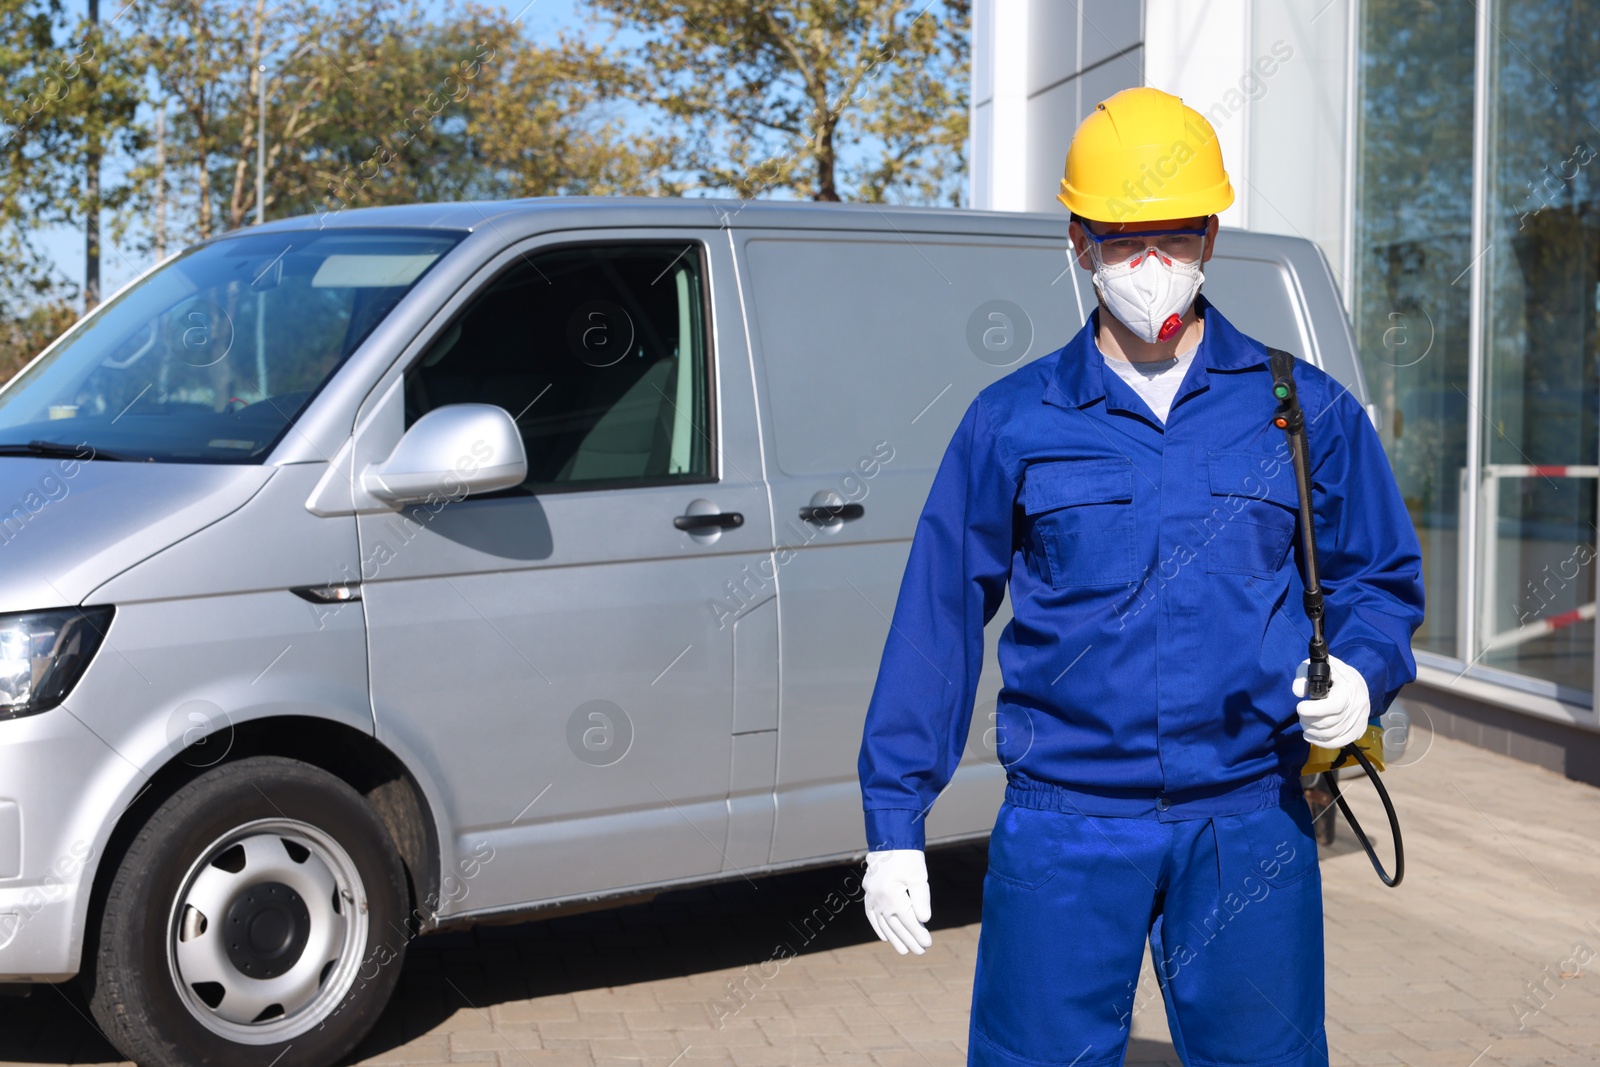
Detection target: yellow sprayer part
<box><xmin>1302</xmin><ymin>723</ymin><xmax>1387</xmax><ymax>777</ymax></box>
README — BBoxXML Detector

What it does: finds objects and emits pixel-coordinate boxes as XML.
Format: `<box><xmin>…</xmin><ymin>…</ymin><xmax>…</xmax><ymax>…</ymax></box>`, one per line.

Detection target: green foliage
<box><xmin>0</xmin><ymin>294</ymin><xmax>76</xmax><ymax>381</ymax></box>
<box><xmin>114</xmin><ymin>0</ymin><xmax>683</xmax><ymax>240</ymax></box>
<box><xmin>0</xmin><ymin>0</ymin><xmax>143</xmax><ymax>308</ymax></box>
<box><xmin>464</xmin><ymin>36</ymin><xmax>683</xmax><ymax>199</ymax></box>
<box><xmin>585</xmin><ymin>0</ymin><xmax>970</xmax><ymax>203</ymax></box>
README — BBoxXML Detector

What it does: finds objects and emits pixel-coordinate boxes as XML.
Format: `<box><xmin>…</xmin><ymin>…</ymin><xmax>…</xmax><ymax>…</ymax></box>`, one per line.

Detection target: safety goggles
<box><xmin>1080</xmin><ymin>224</ymin><xmax>1209</xmax><ymax>266</ymax></box>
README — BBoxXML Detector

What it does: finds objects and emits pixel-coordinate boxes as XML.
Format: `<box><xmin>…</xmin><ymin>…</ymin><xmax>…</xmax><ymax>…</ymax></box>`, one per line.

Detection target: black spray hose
<box><xmin>1324</xmin><ymin>746</ymin><xmax>1405</xmax><ymax>887</ymax></box>
<box><xmin>1270</xmin><ymin>349</ymin><xmax>1404</xmax><ymax>888</ymax></box>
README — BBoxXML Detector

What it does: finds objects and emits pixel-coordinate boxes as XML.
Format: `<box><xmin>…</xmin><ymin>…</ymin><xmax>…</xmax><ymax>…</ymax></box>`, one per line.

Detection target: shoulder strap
<box><xmin>1267</xmin><ymin>346</ymin><xmax>1295</xmax><ymax>381</ymax></box>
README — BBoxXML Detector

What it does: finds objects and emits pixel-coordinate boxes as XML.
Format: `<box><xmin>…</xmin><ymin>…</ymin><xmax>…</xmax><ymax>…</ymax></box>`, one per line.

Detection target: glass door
<box><xmin>1351</xmin><ymin>0</ymin><xmax>1476</xmax><ymax>662</ymax></box>
<box><xmin>1477</xmin><ymin>0</ymin><xmax>1600</xmax><ymax>697</ymax></box>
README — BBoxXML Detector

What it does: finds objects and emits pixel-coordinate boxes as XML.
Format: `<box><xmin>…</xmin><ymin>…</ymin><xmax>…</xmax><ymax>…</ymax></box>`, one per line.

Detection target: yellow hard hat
<box><xmin>1057</xmin><ymin>87</ymin><xmax>1234</xmax><ymax>224</ymax></box>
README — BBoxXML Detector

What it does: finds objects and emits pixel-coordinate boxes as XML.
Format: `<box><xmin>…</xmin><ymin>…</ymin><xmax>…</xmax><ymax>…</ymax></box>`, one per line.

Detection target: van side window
<box><xmin>405</xmin><ymin>242</ymin><xmax>713</xmax><ymax>490</ymax></box>
<box><xmin>740</xmin><ymin>236</ymin><xmax>1081</xmax><ymax>475</ymax></box>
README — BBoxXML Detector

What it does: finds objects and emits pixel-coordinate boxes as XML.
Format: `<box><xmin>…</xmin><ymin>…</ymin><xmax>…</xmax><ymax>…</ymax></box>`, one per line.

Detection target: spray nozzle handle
<box><xmin>1305</xmin><ymin>658</ymin><xmax>1332</xmax><ymax>700</ymax></box>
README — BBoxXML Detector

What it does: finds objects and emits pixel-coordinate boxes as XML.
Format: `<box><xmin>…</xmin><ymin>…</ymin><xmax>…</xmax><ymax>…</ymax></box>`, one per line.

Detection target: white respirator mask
<box><xmin>1087</xmin><ymin>243</ymin><xmax>1205</xmax><ymax>345</ymax></box>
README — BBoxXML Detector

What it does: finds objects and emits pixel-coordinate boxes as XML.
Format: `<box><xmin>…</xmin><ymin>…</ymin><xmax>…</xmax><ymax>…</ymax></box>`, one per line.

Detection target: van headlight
<box><xmin>0</xmin><ymin>607</ymin><xmax>114</xmax><ymax>719</ymax></box>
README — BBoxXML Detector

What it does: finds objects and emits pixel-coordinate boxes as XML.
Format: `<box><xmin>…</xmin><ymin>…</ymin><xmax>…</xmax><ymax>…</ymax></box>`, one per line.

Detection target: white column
<box><xmin>969</xmin><ymin>0</ymin><xmax>994</xmax><ymax>209</ymax></box>
<box><xmin>988</xmin><ymin>0</ymin><xmax>1031</xmax><ymax>211</ymax></box>
<box><xmin>1143</xmin><ymin>0</ymin><xmax>1251</xmax><ymax>229</ymax></box>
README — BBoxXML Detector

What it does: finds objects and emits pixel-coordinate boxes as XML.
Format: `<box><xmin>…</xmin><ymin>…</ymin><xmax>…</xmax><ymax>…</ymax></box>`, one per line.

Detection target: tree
<box><xmin>246</xmin><ymin>0</ymin><xmax>509</xmax><ymax>223</ymax></box>
<box><xmin>130</xmin><ymin>0</ymin><xmax>395</xmax><ymax>240</ymax></box>
<box><xmin>125</xmin><ymin>0</ymin><xmax>674</xmax><ymax>243</ymax></box>
<box><xmin>465</xmin><ymin>37</ymin><xmax>682</xmax><ymax>199</ymax></box>
<box><xmin>281</xmin><ymin>7</ymin><xmax>678</xmax><ymax>216</ymax></box>
<box><xmin>0</xmin><ymin>0</ymin><xmax>142</xmax><ymax>310</ymax></box>
<box><xmin>0</xmin><ymin>296</ymin><xmax>74</xmax><ymax>380</ymax></box>
<box><xmin>0</xmin><ymin>0</ymin><xmax>62</xmax><ymax>310</ymax></box>
<box><xmin>586</xmin><ymin>0</ymin><xmax>970</xmax><ymax>204</ymax></box>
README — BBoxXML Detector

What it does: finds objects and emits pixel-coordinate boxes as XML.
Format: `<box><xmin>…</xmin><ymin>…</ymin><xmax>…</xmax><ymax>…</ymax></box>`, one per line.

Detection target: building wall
<box><xmin>1402</xmin><ymin>684</ymin><xmax>1600</xmax><ymax>790</ymax></box>
<box><xmin>971</xmin><ymin>0</ymin><xmax>1351</xmax><ymax>288</ymax></box>
<box><xmin>1244</xmin><ymin>2</ymin><xmax>1352</xmax><ymax>284</ymax></box>
<box><xmin>970</xmin><ymin>1</ymin><xmax>1144</xmax><ymax>215</ymax></box>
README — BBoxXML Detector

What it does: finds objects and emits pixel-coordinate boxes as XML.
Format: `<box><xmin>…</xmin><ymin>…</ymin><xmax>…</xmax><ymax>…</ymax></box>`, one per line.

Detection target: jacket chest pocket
<box><xmin>1203</xmin><ymin>450</ymin><xmax>1299</xmax><ymax>579</ymax></box>
<box><xmin>1022</xmin><ymin>458</ymin><xmax>1139</xmax><ymax>588</ymax></box>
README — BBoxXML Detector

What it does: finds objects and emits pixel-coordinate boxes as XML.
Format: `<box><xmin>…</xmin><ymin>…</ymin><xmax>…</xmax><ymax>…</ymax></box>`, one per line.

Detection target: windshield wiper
<box><xmin>0</xmin><ymin>440</ymin><xmax>129</xmax><ymax>461</ymax></box>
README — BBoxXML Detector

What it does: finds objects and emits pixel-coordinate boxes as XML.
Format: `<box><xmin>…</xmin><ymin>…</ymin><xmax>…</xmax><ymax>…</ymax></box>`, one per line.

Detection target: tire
<box><xmin>83</xmin><ymin>756</ymin><xmax>411</xmax><ymax>1067</ymax></box>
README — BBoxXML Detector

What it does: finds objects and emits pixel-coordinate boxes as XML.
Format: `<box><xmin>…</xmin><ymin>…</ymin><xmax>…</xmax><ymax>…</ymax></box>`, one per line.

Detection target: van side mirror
<box><xmin>361</xmin><ymin>404</ymin><xmax>528</xmax><ymax>505</ymax></box>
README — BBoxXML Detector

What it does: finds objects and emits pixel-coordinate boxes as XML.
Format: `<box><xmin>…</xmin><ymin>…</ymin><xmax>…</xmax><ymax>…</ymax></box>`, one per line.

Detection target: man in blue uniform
<box><xmin>856</xmin><ymin>87</ymin><xmax>1425</xmax><ymax>1066</ymax></box>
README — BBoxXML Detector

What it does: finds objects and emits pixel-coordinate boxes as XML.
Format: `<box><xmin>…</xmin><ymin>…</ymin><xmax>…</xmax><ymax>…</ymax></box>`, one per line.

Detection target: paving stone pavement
<box><xmin>5</xmin><ymin>724</ymin><xmax>1600</xmax><ymax>1067</ymax></box>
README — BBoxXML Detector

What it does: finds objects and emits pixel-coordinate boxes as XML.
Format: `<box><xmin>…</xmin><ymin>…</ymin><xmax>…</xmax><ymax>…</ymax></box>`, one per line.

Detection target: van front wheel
<box><xmin>84</xmin><ymin>756</ymin><xmax>411</xmax><ymax>1067</ymax></box>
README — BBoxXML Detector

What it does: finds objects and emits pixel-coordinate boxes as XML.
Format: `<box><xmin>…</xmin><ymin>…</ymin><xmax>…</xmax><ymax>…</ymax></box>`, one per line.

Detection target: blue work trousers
<box><xmin>968</xmin><ymin>784</ymin><xmax>1328</xmax><ymax>1067</ymax></box>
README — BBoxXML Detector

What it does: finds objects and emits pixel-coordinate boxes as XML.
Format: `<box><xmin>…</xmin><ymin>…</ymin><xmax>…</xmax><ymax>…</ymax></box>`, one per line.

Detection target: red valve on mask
<box><xmin>1157</xmin><ymin>314</ymin><xmax>1183</xmax><ymax>342</ymax></box>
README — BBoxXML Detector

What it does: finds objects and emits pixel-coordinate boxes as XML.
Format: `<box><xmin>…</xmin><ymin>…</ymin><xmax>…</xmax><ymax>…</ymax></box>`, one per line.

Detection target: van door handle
<box><xmin>674</xmin><ymin>511</ymin><xmax>744</xmax><ymax>531</ymax></box>
<box><xmin>799</xmin><ymin>503</ymin><xmax>864</xmax><ymax>523</ymax></box>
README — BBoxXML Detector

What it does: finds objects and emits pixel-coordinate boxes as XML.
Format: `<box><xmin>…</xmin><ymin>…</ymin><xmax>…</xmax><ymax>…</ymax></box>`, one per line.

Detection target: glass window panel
<box><xmin>0</xmin><ymin>229</ymin><xmax>462</xmax><ymax>462</ymax></box>
<box><xmin>405</xmin><ymin>243</ymin><xmax>712</xmax><ymax>492</ymax></box>
<box><xmin>1479</xmin><ymin>0</ymin><xmax>1598</xmax><ymax>692</ymax></box>
<box><xmin>1351</xmin><ymin>0</ymin><xmax>1477</xmax><ymax>658</ymax></box>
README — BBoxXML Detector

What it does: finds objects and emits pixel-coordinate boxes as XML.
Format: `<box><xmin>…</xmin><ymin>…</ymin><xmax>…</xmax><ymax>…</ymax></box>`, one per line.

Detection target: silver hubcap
<box><xmin>167</xmin><ymin>818</ymin><xmax>370</xmax><ymax>1043</ymax></box>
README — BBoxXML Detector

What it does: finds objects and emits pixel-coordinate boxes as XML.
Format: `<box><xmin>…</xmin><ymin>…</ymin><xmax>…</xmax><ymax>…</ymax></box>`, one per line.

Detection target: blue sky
<box><xmin>37</xmin><ymin>0</ymin><xmax>594</xmax><ymax>298</ymax></box>
<box><xmin>491</xmin><ymin>0</ymin><xmax>590</xmax><ymax>43</ymax></box>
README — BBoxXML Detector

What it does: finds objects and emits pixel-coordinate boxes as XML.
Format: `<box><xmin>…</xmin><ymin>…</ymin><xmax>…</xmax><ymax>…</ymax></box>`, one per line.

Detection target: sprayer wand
<box><xmin>1271</xmin><ymin>368</ymin><xmax>1331</xmax><ymax>699</ymax></box>
<box><xmin>1270</xmin><ymin>350</ymin><xmax>1404</xmax><ymax>887</ymax></box>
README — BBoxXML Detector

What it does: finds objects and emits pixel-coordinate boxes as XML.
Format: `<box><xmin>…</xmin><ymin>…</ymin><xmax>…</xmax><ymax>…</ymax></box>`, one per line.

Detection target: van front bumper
<box><xmin>0</xmin><ymin>887</ymin><xmax>81</xmax><ymax>983</ymax></box>
<box><xmin>0</xmin><ymin>705</ymin><xmax>144</xmax><ymax>982</ymax></box>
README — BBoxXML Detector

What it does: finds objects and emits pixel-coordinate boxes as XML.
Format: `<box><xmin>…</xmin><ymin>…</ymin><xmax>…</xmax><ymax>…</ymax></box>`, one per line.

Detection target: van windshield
<box><xmin>0</xmin><ymin>228</ymin><xmax>463</xmax><ymax>463</ymax></box>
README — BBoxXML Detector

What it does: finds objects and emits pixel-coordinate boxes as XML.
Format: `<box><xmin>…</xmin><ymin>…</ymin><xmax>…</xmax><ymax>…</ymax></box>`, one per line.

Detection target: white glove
<box><xmin>863</xmin><ymin>849</ymin><xmax>933</xmax><ymax>955</ymax></box>
<box><xmin>1292</xmin><ymin>654</ymin><xmax>1371</xmax><ymax>749</ymax></box>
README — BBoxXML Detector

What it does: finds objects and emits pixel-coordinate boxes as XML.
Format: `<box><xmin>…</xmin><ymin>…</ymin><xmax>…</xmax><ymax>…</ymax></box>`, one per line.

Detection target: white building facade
<box><xmin>971</xmin><ymin>0</ymin><xmax>1600</xmax><ymax>782</ymax></box>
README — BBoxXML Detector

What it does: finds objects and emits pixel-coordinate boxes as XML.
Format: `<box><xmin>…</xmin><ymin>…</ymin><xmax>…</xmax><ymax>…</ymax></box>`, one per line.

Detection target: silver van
<box><xmin>0</xmin><ymin>199</ymin><xmax>1366</xmax><ymax>1067</ymax></box>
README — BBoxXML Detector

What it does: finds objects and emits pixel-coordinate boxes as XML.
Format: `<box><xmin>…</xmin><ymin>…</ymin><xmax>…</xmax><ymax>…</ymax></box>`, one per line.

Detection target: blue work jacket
<box><xmin>858</xmin><ymin>296</ymin><xmax>1425</xmax><ymax>852</ymax></box>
